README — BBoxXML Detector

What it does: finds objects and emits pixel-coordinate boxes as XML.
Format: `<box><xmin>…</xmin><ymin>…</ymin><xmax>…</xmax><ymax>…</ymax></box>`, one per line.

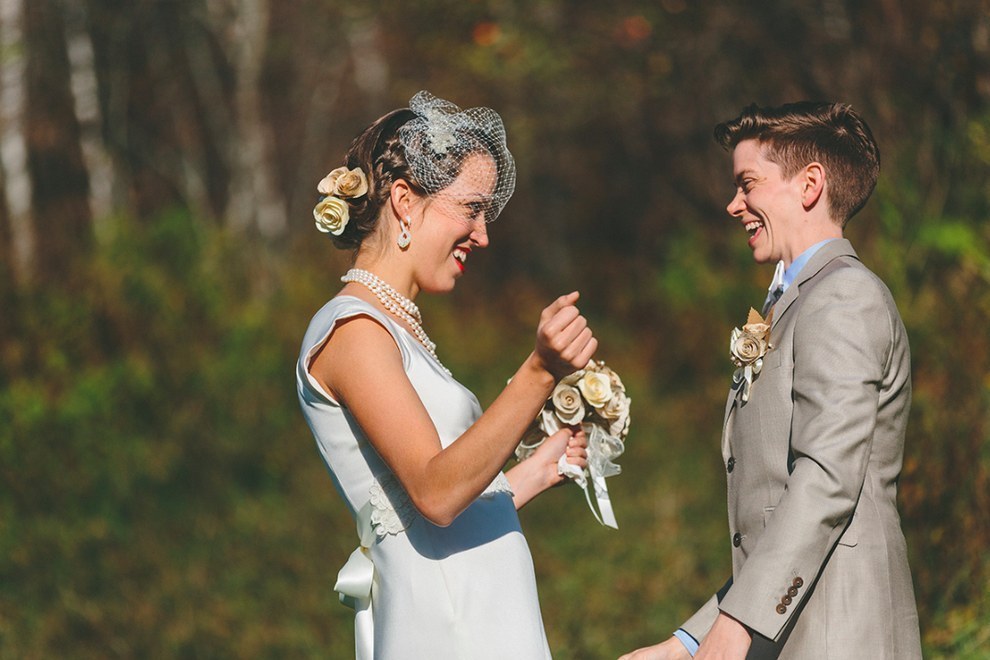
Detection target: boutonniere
<box><xmin>729</xmin><ymin>308</ymin><xmax>773</xmax><ymax>403</ymax></box>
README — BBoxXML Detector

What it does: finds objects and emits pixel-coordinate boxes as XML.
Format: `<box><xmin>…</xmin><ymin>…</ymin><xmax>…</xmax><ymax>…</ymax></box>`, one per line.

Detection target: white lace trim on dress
<box><xmin>481</xmin><ymin>472</ymin><xmax>514</xmax><ymax>498</ymax></box>
<box><xmin>369</xmin><ymin>473</ymin><xmax>417</xmax><ymax>538</ymax></box>
<box><xmin>368</xmin><ymin>471</ymin><xmax>514</xmax><ymax>539</ymax></box>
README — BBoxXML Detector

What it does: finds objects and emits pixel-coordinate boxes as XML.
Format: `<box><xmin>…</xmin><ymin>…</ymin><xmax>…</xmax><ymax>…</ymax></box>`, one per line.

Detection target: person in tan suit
<box><xmin>621</xmin><ymin>102</ymin><xmax>922</xmax><ymax>660</ymax></box>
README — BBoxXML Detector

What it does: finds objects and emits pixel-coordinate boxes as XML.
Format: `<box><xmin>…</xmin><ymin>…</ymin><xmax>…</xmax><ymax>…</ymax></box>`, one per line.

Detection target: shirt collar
<box><xmin>774</xmin><ymin>238</ymin><xmax>838</xmax><ymax>293</ymax></box>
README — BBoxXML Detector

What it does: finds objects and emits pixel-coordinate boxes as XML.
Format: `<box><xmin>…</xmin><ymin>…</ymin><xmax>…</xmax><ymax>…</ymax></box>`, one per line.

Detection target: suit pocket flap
<box><xmin>837</xmin><ymin>518</ymin><xmax>858</xmax><ymax>547</ymax></box>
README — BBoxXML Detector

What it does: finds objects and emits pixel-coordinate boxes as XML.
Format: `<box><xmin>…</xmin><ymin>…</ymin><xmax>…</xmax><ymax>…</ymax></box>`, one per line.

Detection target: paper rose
<box><xmin>515</xmin><ymin>359</ymin><xmax>630</xmax><ymax>528</ymax></box>
<box><xmin>730</xmin><ymin>328</ymin><xmax>768</xmax><ymax>366</ymax></box>
<box><xmin>578</xmin><ymin>371</ymin><xmax>613</xmax><ymax>408</ymax></box>
<box><xmin>318</xmin><ymin>166</ymin><xmax>369</xmax><ymax>199</ymax></box>
<box><xmin>314</xmin><ymin>196</ymin><xmax>350</xmax><ymax>235</ymax></box>
<box><xmin>730</xmin><ymin>308</ymin><xmax>773</xmax><ymax>403</ymax></box>
<box><xmin>551</xmin><ymin>383</ymin><xmax>585</xmax><ymax>425</ymax></box>
<box><xmin>602</xmin><ymin>393</ymin><xmax>631</xmax><ymax>438</ymax></box>
<box><xmin>313</xmin><ymin>166</ymin><xmax>368</xmax><ymax>236</ymax></box>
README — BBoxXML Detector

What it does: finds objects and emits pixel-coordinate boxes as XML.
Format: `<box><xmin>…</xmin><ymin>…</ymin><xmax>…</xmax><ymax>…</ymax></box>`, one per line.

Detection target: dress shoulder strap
<box><xmin>297</xmin><ymin>296</ymin><xmax>413</xmax><ymax>404</ymax></box>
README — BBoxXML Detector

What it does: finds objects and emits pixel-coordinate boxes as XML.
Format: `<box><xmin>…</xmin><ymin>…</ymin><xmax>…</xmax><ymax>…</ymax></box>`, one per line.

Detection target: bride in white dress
<box><xmin>296</xmin><ymin>91</ymin><xmax>598</xmax><ymax>659</ymax></box>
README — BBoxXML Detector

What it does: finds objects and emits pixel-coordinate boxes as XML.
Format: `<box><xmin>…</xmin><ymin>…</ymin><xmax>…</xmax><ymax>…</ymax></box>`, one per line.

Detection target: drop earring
<box><xmin>397</xmin><ymin>216</ymin><xmax>412</xmax><ymax>249</ymax></box>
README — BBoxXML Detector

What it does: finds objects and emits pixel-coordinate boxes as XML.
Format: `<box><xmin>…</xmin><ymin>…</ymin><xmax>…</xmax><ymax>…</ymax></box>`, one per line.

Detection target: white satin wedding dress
<box><xmin>297</xmin><ymin>296</ymin><xmax>552</xmax><ymax>660</ymax></box>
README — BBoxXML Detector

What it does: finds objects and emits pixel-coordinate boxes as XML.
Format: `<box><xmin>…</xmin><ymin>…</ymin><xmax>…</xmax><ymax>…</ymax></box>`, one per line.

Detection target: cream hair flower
<box><xmin>314</xmin><ymin>196</ymin><xmax>350</xmax><ymax>235</ymax></box>
<box><xmin>318</xmin><ymin>167</ymin><xmax>368</xmax><ymax>198</ymax></box>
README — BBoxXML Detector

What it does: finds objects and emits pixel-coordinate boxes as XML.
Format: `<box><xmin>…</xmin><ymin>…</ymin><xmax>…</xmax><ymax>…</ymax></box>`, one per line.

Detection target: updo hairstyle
<box><xmin>327</xmin><ymin>109</ymin><xmax>420</xmax><ymax>251</ymax></box>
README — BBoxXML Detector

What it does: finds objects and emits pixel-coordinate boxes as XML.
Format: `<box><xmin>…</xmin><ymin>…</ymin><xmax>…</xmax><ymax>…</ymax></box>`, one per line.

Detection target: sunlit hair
<box><xmin>329</xmin><ymin>108</ymin><xmax>419</xmax><ymax>251</ymax></box>
<box><xmin>714</xmin><ymin>102</ymin><xmax>880</xmax><ymax>226</ymax></box>
<box><xmin>324</xmin><ymin>92</ymin><xmax>515</xmax><ymax>251</ymax></box>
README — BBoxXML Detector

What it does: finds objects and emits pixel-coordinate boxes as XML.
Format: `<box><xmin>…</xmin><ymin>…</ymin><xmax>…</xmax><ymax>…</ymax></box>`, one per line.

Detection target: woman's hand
<box><xmin>315</xmin><ymin>292</ymin><xmax>595</xmax><ymax>527</ymax></box>
<box><xmin>507</xmin><ymin>427</ymin><xmax>588</xmax><ymax>510</ymax></box>
<box><xmin>533</xmin><ymin>292</ymin><xmax>598</xmax><ymax>381</ymax></box>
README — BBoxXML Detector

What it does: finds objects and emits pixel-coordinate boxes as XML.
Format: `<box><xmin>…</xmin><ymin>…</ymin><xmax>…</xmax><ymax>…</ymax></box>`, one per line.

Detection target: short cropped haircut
<box><xmin>714</xmin><ymin>102</ymin><xmax>880</xmax><ymax>226</ymax></box>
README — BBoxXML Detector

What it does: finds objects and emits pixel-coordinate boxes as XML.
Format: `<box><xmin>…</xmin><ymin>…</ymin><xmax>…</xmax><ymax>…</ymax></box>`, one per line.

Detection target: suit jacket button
<box><xmin>792</xmin><ymin>577</ymin><xmax>804</xmax><ymax>588</ymax></box>
<box><xmin>776</xmin><ymin>604</ymin><xmax>787</xmax><ymax>615</ymax></box>
<box><xmin>727</xmin><ymin>457</ymin><xmax>735</xmax><ymax>473</ymax></box>
<box><xmin>781</xmin><ymin>595</ymin><xmax>792</xmax><ymax>606</ymax></box>
<box><xmin>732</xmin><ymin>532</ymin><xmax>742</xmax><ymax>547</ymax></box>
<box><xmin>787</xmin><ymin>586</ymin><xmax>798</xmax><ymax>597</ymax></box>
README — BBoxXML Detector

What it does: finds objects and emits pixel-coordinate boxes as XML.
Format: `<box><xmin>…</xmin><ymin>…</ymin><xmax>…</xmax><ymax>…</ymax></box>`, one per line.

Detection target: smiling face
<box><xmin>727</xmin><ymin>139</ymin><xmax>807</xmax><ymax>266</ymax></box>
<box><xmin>407</xmin><ymin>152</ymin><xmax>496</xmax><ymax>293</ymax></box>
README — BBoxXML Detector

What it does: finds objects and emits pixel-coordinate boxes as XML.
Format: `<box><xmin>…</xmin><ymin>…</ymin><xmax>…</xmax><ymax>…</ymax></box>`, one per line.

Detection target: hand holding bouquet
<box><xmin>516</xmin><ymin>360</ymin><xmax>630</xmax><ymax>528</ymax></box>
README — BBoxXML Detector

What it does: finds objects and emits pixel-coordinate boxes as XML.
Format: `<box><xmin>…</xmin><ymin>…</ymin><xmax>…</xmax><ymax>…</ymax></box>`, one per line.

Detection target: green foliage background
<box><xmin>2</xmin><ymin>196</ymin><xmax>988</xmax><ymax>657</ymax></box>
<box><xmin>2</xmin><ymin>1</ymin><xmax>990</xmax><ymax>657</ymax></box>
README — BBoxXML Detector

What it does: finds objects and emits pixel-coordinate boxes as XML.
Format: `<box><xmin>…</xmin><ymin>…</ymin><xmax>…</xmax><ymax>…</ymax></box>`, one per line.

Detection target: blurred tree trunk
<box><xmin>0</xmin><ymin>5</ymin><xmax>14</xmax><ymax>292</ymax></box>
<box><xmin>23</xmin><ymin>0</ymin><xmax>91</xmax><ymax>285</ymax></box>
<box><xmin>0</xmin><ymin>0</ymin><xmax>31</xmax><ymax>287</ymax></box>
<box><xmin>0</xmin><ymin>164</ymin><xmax>12</xmax><ymax>292</ymax></box>
<box><xmin>64</xmin><ymin>4</ymin><xmax>114</xmax><ymax>224</ymax></box>
<box><xmin>0</xmin><ymin>161</ymin><xmax>13</xmax><ymax>359</ymax></box>
<box><xmin>208</xmin><ymin>0</ymin><xmax>286</xmax><ymax>236</ymax></box>
<box><xmin>83</xmin><ymin>0</ymin><xmax>230</xmax><ymax>222</ymax></box>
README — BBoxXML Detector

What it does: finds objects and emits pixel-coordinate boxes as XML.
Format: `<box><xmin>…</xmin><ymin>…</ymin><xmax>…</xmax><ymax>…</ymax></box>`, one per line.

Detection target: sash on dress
<box><xmin>334</xmin><ymin>502</ymin><xmax>377</xmax><ymax>660</ymax></box>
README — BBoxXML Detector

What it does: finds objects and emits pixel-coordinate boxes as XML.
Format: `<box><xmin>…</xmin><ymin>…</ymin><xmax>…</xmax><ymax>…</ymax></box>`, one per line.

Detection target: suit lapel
<box><xmin>722</xmin><ymin>386</ymin><xmax>737</xmax><ymax>460</ymax></box>
<box><xmin>722</xmin><ymin>239</ymin><xmax>859</xmax><ymax>459</ymax></box>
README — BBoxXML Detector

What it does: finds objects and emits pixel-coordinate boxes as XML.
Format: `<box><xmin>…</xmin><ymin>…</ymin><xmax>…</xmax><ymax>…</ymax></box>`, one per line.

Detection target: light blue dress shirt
<box><xmin>781</xmin><ymin>238</ymin><xmax>836</xmax><ymax>292</ymax></box>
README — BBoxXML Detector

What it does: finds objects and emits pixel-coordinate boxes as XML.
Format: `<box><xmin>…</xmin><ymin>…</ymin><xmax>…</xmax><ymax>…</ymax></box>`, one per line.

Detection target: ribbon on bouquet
<box><xmin>557</xmin><ymin>423</ymin><xmax>624</xmax><ymax>528</ymax></box>
<box><xmin>334</xmin><ymin>502</ymin><xmax>377</xmax><ymax>660</ymax></box>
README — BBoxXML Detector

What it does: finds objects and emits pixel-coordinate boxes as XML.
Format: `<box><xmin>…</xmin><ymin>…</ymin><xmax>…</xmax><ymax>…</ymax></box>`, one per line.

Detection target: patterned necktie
<box><xmin>762</xmin><ymin>260</ymin><xmax>786</xmax><ymax>316</ymax></box>
<box><xmin>762</xmin><ymin>284</ymin><xmax>784</xmax><ymax>317</ymax></box>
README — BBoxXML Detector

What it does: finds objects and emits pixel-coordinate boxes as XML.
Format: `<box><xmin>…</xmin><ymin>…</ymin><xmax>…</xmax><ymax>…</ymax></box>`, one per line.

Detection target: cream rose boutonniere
<box><xmin>313</xmin><ymin>167</ymin><xmax>369</xmax><ymax>235</ymax></box>
<box><xmin>730</xmin><ymin>308</ymin><xmax>773</xmax><ymax>403</ymax></box>
<box><xmin>515</xmin><ymin>359</ymin><xmax>630</xmax><ymax>529</ymax></box>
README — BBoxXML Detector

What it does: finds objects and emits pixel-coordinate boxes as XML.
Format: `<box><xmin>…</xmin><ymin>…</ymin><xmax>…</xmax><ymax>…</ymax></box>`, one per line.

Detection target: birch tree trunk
<box><xmin>207</xmin><ymin>0</ymin><xmax>286</xmax><ymax>236</ymax></box>
<box><xmin>64</xmin><ymin>3</ymin><xmax>113</xmax><ymax>226</ymax></box>
<box><xmin>84</xmin><ymin>0</ymin><xmax>226</xmax><ymax>223</ymax></box>
<box><xmin>0</xmin><ymin>0</ymin><xmax>31</xmax><ymax>284</ymax></box>
<box><xmin>23</xmin><ymin>0</ymin><xmax>91</xmax><ymax>285</ymax></box>
<box><xmin>0</xmin><ymin>2</ymin><xmax>15</xmax><ymax>289</ymax></box>
<box><xmin>0</xmin><ymin>152</ymin><xmax>12</xmax><ymax>291</ymax></box>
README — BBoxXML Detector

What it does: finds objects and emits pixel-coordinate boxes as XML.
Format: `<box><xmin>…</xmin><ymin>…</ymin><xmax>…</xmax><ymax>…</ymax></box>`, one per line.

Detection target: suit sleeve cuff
<box><xmin>673</xmin><ymin>629</ymin><xmax>699</xmax><ymax>656</ymax></box>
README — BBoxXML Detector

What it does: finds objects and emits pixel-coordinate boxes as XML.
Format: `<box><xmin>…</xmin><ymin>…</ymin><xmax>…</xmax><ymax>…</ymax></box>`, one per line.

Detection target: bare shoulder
<box><xmin>309</xmin><ymin>313</ymin><xmax>405</xmax><ymax>402</ymax></box>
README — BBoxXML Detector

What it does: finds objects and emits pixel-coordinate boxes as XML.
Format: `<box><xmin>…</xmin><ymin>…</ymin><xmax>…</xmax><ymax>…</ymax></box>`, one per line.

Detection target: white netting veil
<box><xmin>398</xmin><ymin>91</ymin><xmax>516</xmax><ymax>222</ymax></box>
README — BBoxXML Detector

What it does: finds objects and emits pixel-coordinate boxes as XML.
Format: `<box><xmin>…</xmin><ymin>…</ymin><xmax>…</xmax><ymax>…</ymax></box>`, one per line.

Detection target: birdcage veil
<box><xmin>398</xmin><ymin>91</ymin><xmax>516</xmax><ymax>222</ymax></box>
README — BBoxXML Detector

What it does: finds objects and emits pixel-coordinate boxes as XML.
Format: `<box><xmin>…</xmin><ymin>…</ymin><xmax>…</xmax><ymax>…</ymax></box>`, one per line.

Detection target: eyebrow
<box><xmin>457</xmin><ymin>193</ymin><xmax>495</xmax><ymax>203</ymax></box>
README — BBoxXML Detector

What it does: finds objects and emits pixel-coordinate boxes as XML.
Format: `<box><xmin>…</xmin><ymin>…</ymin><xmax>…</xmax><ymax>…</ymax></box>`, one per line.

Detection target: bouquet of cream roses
<box><xmin>515</xmin><ymin>360</ymin><xmax>630</xmax><ymax>528</ymax></box>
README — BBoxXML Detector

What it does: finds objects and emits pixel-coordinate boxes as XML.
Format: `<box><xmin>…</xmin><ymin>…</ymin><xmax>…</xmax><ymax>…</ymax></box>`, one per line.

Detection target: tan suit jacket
<box><xmin>682</xmin><ymin>239</ymin><xmax>922</xmax><ymax>659</ymax></box>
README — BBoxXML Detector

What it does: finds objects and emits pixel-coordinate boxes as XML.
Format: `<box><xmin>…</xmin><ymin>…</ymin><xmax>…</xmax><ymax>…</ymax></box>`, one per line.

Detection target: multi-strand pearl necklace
<box><xmin>341</xmin><ymin>268</ymin><xmax>449</xmax><ymax>374</ymax></box>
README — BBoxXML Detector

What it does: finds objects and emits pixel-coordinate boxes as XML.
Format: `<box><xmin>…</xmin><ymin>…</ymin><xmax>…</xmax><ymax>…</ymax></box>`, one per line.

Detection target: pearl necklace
<box><xmin>341</xmin><ymin>268</ymin><xmax>449</xmax><ymax>374</ymax></box>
